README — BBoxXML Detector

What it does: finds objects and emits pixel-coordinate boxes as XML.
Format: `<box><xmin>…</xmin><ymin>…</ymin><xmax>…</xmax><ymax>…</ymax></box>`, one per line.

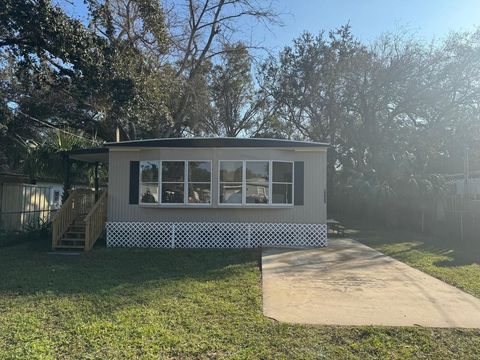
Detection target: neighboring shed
<box><xmin>0</xmin><ymin>172</ymin><xmax>63</xmax><ymax>231</ymax></box>
<box><xmin>446</xmin><ymin>170</ymin><xmax>480</xmax><ymax>200</ymax></box>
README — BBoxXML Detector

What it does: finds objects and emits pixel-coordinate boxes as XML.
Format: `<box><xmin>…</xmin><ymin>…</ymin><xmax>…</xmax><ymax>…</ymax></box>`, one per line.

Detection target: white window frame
<box><xmin>271</xmin><ymin>161</ymin><xmax>294</xmax><ymax>205</ymax></box>
<box><xmin>218</xmin><ymin>160</ymin><xmax>244</xmax><ymax>205</ymax></box>
<box><xmin>139</xmin><ymin>160</ymin><xmax>161</xmax><ymax>205</ymax></box>
<box><xmin>244</xmin><ymin>160</ymin><xmax>271</xmax><ymax>206</ymax></box>
<box><xmin>218</xmin><ymin>160</ymin><xmax>294</xmax><ymax>207</ymax></box>
<box><xmin>185</xmin><ymin>160</ymin><xmax>213</xmax><ymax>206</ymax></box>
<box><xmin>160</xmin><ymin>160</ymin><xmax>186</xmax><ymax>205</ymax></box>
<box><xmin>139</xmin><ymin>160</ymin><xmax>212</xmax><ymax>206</ymax></box>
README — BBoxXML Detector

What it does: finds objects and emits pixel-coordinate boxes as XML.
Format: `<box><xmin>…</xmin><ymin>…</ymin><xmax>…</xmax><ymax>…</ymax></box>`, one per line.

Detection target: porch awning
<box><xmin>66</xmin><ymin>148</ymin><xmax>109</xmax><ymax>163</ymax></box>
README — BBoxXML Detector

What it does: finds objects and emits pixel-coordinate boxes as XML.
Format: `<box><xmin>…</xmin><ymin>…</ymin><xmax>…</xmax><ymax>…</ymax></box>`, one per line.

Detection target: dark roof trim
<box><xmin>64</xmin><ymin>147</ymin><xmax>108</xmax><ymax>156</ymax></box>
<box><xmin>445</xmin><ymin>170</ymin><xmax>480</xmax><ymax>180</ymax></box>
<box><xmin>104</xmin><ymin>137</ymin><xmax>329</xmax><ymax>149</ymax></box>
<box><xmin>0</xmin><ymin>171</ymin><xmax>60</xmax><ymax>184</ymax></box>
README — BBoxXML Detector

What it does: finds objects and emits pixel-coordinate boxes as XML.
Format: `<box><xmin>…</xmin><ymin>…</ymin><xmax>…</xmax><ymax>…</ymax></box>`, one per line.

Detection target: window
<box><xmin>219</xmin><ymin>160</ymin><xmax>293</xmax><ymax>206</ymax></box>
<box><xmin>139</xmin><ymin>160</ymin><xmax>211</xmax><ymax>205</ymax></box>
<box><xmin>140</xmin><ymin>161</ymin><xmax>160</xmax><ymax>203</ymax></box>
<box><xmin>162</xmin><ymin>161</ymin><xmax>185</xmax><ymax>204</ymax></box>
<box><xmin>246</xmin><ymin>161</ymin><xmax>269</xmax><ymax>204</ymax></box>
<box><xmin>188</xmin><ymin>161</ymin><xmax>212</xmax><ymax>204</ymax></box>
<box><xmin>138</xmin><ymin>160</ymin><xmax>292</xmax><ymax>207</ymax></box>
<box><xmin>272</xmin><ymin>162</ymin><xmax>293</xmax><ymax>204</ymax></box>
<box><xmin>219</xmin><ymin>161</ymin><xmax>243</xmax><ymax>204</ymax></box>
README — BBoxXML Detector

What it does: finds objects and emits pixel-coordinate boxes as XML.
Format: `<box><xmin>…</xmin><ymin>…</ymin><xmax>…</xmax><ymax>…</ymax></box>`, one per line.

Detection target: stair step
<box><xmin>61</xmin><ymin>242</ymin><xmax>85</xmax><ymax>247</ymax></box>
<box><xmin>59</xmin><ymin>243</ymin><xmax>85</xmax><ymax>248</ymax></box>
<box><xmin>60</xmin><ymin>239</ymin><xmax>84</xmax><ymax>244</ymax></box>
<box><xmin>64</xmin><ymin>236</ymin><xmax>85</xmax><ymax>241</ymax></box>
<box><xmin>55</xmin><ymin>245</ymin><xmax>85</xmax><ymax>250</ymax></box>
<box><xmin>60</xmin><ymin>238</ymin><xmax>85</xmax><ymax>243</ymax></box>
<box><xmin>67</xmin><ymin>231</ymin><xmax>85</xmax><ymax>235</ymax></box>
<box><xmin>62</xmin><ymin>237</ymin><xmax>86</xmax><ymax>241</ymax></box>
<box><xmin>64</xmin><ymin>237</ymin><xmax>84</xmax><ymax>242</ymax></box>
<box><xmin>60</xmin><ymin>243</ymin><xmax>84</xmax><ymax>247</ymax></box>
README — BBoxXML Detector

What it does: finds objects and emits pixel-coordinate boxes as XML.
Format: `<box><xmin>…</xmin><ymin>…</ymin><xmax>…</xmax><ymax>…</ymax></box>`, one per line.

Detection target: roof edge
<box><xmin>64</xmin><ymin>147</ymin><xmax>109</xmax><ymax>156</ymax></box>
<box><xmin>104</xmin><ymin>137</ymin><xmax>329</xmax><ymax>148</ymax></box>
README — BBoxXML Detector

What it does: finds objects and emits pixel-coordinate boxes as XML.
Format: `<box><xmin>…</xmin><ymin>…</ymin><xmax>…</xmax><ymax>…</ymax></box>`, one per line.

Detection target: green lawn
<box><xmin>352</xmin><ymin>227</ymin><xmax>480</xmax><ymax>299</ymax></box>
<box><xmin>0</xmin><ymin>237</ymin><xmax>480</xmax><ymax>359</ymax></box>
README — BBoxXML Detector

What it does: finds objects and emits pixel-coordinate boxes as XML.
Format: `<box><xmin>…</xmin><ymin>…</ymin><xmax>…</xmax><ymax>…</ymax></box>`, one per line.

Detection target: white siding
<box><xmin>107</xmin><ymin>147</ymin><xmax>327</xmax><ymax>224</ymax></box>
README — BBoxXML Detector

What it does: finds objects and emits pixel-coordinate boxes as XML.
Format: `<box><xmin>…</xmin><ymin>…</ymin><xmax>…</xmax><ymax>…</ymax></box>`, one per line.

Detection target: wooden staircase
<box><xmin>52</xmin><ymin>189</ymin><xmax>107</xmax><ymax>252</ymax></box>
<box><xmin>55</xmin><ymin>217</ymin><xmax>87</xmax><ymax>250</ymax></box>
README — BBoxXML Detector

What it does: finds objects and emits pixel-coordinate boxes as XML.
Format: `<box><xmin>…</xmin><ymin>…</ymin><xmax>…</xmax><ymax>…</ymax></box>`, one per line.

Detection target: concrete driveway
<box><xmin>262</xmin><ymin>239</ymin><xmax>480</xmax><ymax>328</ymax></box>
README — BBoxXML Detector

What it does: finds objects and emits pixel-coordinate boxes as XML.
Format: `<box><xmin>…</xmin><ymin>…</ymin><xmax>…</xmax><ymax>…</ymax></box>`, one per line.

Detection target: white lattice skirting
<box><xmin>106</xmin><ymin>222</ymin><xmax>327</xmax><ymax>248</ymax></box>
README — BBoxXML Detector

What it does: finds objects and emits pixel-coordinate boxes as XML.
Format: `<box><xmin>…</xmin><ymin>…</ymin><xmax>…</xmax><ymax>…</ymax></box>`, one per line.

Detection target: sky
<box><xmin>59</xmin><ymin>0</ymin><xmax>480</xmax><ymax>51</ymax></box>
<box><xmin>266</xmin><ymin>0</ymin><xmax>480</xmax><ymax>48</ymax></box>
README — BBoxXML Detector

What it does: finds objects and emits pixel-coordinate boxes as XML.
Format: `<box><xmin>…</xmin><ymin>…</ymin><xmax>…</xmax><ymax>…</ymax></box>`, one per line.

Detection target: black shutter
<box><xmin>294</xmin><ymin>161</ymin><xmax>304</xmax><ymax>206</ymax></box>
<box><xmin>129</xmin><ymin>161</ymin><xmax>139</xmax><ymax>204</ymax></box>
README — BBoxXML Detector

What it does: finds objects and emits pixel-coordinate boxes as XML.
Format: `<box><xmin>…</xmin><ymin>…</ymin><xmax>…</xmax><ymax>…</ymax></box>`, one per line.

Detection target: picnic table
<box><xmin>327</xmin><ymin>219</ymin><xmax>345</xmax><ymax>236</ymax></box>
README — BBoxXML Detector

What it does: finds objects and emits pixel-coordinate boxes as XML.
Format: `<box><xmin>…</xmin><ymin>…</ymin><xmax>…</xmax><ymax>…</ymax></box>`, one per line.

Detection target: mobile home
<box><xmin>55</xmin><ymin>138</ymin><xmax>328</xmax><ymax>250</ymax></box>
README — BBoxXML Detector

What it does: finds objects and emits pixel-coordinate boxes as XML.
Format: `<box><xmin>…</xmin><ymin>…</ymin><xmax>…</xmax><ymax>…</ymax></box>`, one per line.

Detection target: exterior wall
<box><xmin>0</xmin><ymin>183</ymin><xmax>61</xmax><ymax>231</ymax></box>
<box><xmin>107</xmin><ymin>147</ymin><xmax>327</xmax><ymax>224</ymax></box>
<box><xmin>37</xmin><ymin>182</ymin><xmax>64</xmax><ymax>209</ymax></box>
<box><xmin>450</xmin><ymin>178</ymin><xmax>480</xmax><ymax>199</ymax></box>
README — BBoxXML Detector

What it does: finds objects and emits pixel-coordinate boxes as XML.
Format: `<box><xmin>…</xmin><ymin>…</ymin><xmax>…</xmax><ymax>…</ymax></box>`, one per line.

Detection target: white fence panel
<box><xmin>106</xmin><ymin>222</ymin><xmax>327</xmax><ymax>248</ymax></box>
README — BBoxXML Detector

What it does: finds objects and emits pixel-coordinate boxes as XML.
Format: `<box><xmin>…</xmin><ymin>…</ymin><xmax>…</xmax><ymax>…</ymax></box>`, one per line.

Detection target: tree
<box><xmin>260</xmin><ymin>25</ymin><xmax>363</xmax><ymax>199</ymax></box>
<box><xmin>0</xmin><ymin>1</ymin><xmax>106</xmax><ymax>75</ymax></box>
<box><xmin>0</xmin><ymin>0</ymin><xmax>110</xmax><ymax>166</ymax></box>
<box><xmin>21</xmin><ymin>128</ymin><xmax>96</xmax><ymax>183</ymax></box>
<box><xmin>164</xmin><ymin>0</ymin><xmax>281</xmax><ymax>135</ymax></box>
<box><xmin>87</xmin><ymin>0</ymin><xmax>176</xmax><ymax>140</ymax></box>
<box><xmin>203</xmin><ymin>43</ymin><xmax>266</xmax><ymax>137</ymax></box>
<box><xmin>262</xmin><ymin>25</ymin><xmax>480</xmax><ymax>221</ymax></box>
<box><xmin>83</xmin><ymin>0</ymin><xmax>282</xmax><ymax>139</ymax></box>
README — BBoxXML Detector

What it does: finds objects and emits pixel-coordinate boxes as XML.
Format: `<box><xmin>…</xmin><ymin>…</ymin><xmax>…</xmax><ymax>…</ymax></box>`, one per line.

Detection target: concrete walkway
<box><xmin>262</xmin><ymin>239</ymin><xmax>480</xmax><ymax>328</ymax></box>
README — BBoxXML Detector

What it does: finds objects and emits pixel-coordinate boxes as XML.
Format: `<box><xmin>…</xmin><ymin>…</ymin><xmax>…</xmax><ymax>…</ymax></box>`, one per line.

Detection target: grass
<box><xmin>352</xmin><ymin>227</ymin><xmax>480</xmax><ymax>299</ymax></box>
<box><xmin>0</xmin><ymin>236</ymin><xmax>479</xmax><ymax>359</ymax></box>
<box><xmin>0</xmin><ymin>226</ymin><xmax>48</xmax><ymax>248</ymax></box>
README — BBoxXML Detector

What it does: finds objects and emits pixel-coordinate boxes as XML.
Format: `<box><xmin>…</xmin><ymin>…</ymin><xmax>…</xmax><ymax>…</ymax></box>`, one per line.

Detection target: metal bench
<box><xmin>327</xmin><ymin>219</ymin><xmax>345</xmax><ymax>236</ymax></box>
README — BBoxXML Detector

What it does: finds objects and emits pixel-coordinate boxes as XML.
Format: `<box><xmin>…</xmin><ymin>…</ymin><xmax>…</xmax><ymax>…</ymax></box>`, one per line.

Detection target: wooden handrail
<box><xmin>51</xmin><ymin>189</ymin><xmax>96</xmax><ymax>249</ymax></box>
<box><xmin>51</xmin><ymin>189</ymin><xmax>81</xmax><ymax>248</ymax></box>
<box><xmin>72</xmin><ymin>188</ymin><xmax>96</xmax><ymax>217</ymax></box>
<box><xmin>84</xmin><ymin>190</ymin><xmax>107</xmax><ymax>222</ymax></box>
<box><xmin>84</xmin><ymin>190</ymin><xmax>108</xmax><ymax>251</ymax></box>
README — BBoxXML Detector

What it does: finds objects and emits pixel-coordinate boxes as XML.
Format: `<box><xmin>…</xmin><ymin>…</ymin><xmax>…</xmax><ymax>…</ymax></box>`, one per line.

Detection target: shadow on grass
<box><xmin>262</xmin><ymin>244</ymin><xmax>400</xmax><ymax>277</ymax></box>
<box><xmin>433</xmin><ymin>253</ymin><xmax>480</xmax><ymax>267</ymax></box>
<box><xmin>0</xmin><ymin>235</ymin><xmax>260</xmax><ymax>296</ymax></box>
<box><xmin>349</xmin><ymin>226</ymin><xmax>480</xmax><ymax>267</ymax></box>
